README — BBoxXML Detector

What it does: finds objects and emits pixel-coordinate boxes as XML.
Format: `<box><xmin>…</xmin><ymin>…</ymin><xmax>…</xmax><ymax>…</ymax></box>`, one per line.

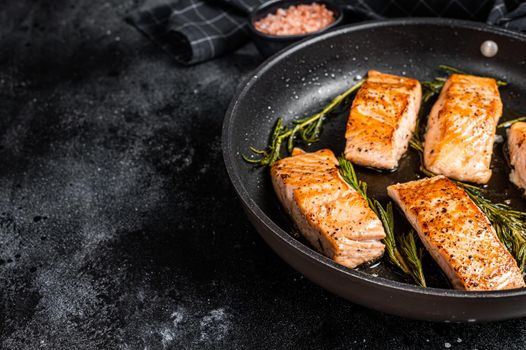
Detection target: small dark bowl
<box><xmin>248</xmin><ymin>0</ymin><xmax>344</xmax><ymax>57</ymax></box>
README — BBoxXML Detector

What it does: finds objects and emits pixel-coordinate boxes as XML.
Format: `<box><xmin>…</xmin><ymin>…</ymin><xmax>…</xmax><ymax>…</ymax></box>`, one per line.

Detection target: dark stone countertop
<box><xmin>1</xmin><ymin>1</ymin><xmax>526</xmax><ymax>349</ymax></box>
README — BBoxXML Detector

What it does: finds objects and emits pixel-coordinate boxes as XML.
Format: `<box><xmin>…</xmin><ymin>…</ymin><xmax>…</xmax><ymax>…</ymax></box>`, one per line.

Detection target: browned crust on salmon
<box><xmin>424</xmin><ymin>74</ymin><xmax>503</xmax><ymax>184</ymax></box>
<box><xmin>388</xmin><ymin>176</ymin><xmax>524</xmax><ymax>291</ymax></box>
<box><xmin>271</xmin><ymin>148</ymin><xmax>385</xmax><ymax>268</ymax></box>
<box><xmin>345</xmin><ymin>70</ymin><xmax>422</xmax><ymax>170</ymax></box>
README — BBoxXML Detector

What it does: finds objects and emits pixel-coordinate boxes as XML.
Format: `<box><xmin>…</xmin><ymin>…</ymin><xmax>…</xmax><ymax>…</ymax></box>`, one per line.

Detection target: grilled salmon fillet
<box><xmin>345</xmin><ymin>70</ymin><xmax>422</xmax><ymax>170</ymax></box>
<box><xmin>388</xmin><ymin>176</ymin><xmax>524</xmax><ymax>291</ymax></box>
<box><xmin>508</xmin><ymin>122</ymin><xmax>526</xmax><ymax>193</ymax></box>
<box><xmin>424</xmin><ymin>74</ymin><xmax>503</xmax><ymax>184</ymax></box>
<box><xmin>271</xmin><ymin>148</ymin><xmax>386</xmax><ymax>268</ymax></box>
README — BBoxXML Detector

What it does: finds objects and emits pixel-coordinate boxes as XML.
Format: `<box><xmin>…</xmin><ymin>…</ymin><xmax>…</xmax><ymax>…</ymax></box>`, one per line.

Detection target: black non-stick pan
<box><xmin>222</xmin><ymin>18</ymin><xmax>526</xmax><ymax>322</ymax></box>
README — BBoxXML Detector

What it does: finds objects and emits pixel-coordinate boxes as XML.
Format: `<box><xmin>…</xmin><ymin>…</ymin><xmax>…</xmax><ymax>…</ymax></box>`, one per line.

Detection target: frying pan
<box><xmin>222</xmin><ymin>18</ymin><xmax>526</xmax><ymax>322</ymax></box>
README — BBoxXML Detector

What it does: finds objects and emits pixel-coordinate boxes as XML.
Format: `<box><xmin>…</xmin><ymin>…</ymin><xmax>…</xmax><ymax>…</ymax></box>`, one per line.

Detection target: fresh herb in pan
<box><xmin>399</xmin><ymin>229</ymin><xmax>426</xmax><ymax>288</ymax></box>
<box><xmin>338</xmin><ymin>156</ymin><xmax>427</xmax><ymax>287</ymax></box>
<box><xmin>337</xmin><ymin>155</ymin><xmax>370</xmax><ymax>204</ymax></box>
<box><xmin>375</xmin><ymin>201</ymin><xmax>427</xmax><ymax>288</ymax></box>
<box><xmin>243</xmin><ymin>80</ymin><xmax>365</xmax><ymax>166</ymax></box>
<box><xmin>498</xmin><ymin>116</ymin><xmax>526</xmax><ymax>128</ymax></box>
<box><xmin>437</xmin><ymin>64</ymin><xmax>464</xmax><ymax>75</ymax></box>
<box><xmin>243</xmin><ymin>118</ymin><xmax>288</xmax><ymax>166</ymax></box>
<box><xmin>409</xmin><ymin>115</ymin><xmax>425</xmax><ymax>153</ymax></box>
<box><xmin>421</xmin><ymin>79</ymin><xmax>446</xmax><ymax>103</ymax></box>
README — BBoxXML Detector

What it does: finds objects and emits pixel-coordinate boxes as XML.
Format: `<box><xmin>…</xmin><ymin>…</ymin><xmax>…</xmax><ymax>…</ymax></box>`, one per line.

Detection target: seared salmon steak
<box><xmin>271</xmin><ymin>148</ymin><xmax>385</xmax><ymax>268</ymax></box>
<box><xmin>345</xmin><ymin>70</ymin><xmax>422</xmax><ymax>170</ymax></box>
<box><xmin>508</xmin><ymin>122</ymin><xmax>526</xmax><ymax>193</ymax></box>
<box><xmin>424</xmin><ymin>74</ymin><xmax>503</xmax><ymax>184</ymax></box>
<box><xmin>388</xmin><ymin>176</ymin><xmax>524</xmax><ymax>291</ymax></box>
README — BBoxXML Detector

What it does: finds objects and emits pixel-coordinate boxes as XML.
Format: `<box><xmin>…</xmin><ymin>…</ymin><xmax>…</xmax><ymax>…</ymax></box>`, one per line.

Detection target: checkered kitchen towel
<box><xmin>126</xmin><ymin>0</ymin><xmax>526</xmax><ymax>65</ymax></box>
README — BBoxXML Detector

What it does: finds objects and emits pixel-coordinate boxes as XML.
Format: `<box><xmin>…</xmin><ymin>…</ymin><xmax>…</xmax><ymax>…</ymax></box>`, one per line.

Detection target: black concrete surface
<box><xmin>1</xmin><ymin>0</ymin><xmax>526</xmax><ymax>349</ymax></box>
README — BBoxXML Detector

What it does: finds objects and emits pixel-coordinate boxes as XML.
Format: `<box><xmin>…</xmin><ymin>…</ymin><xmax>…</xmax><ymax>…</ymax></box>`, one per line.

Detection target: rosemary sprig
<box><xmin>437</xmin><ymin>64</ymin><xmax>464</xmax><ymax>75</ymax></box>
<box><xmin>243</xmin><ymin>118</ymin><xmax>288</xmax><ymax>166</ymax></box>
<box><xmin>421</xmin><ymin>78</ymin><xmax>446</xmax><ymax>103</ymax></box>
<box><xmin>399</xmin><ymin>229</ymin><xmax>426</xmax><ymax>287</ymax></box>
<box><xmin>495</xmin><ymin>224</ymin><xmax>526</xmax><ymax>272</ymax></box>
<box><xmin>409</xmin><ymin>114</ymin><xmax>425</xmax><ymax>153</ymax></box>
<box><xmin>338</xmin><ymin>156</ymin><xmax>427</xmax><ymax>287</ymax></box>
<box><xmin>243</xmin><ymin>80</ymin><xmax>365</xmax><ymax>166</ymax></box>
<box><xmin>375</xmin><ymin>201</ymin><xmax>427</xmax><ymax>287</ymax></box>
<box><xmin>337</xmin><ymin>155</ymin><xmax>371</xmax><ymax>206</ymax></box>
<box><xmin>498</xmin><ymin>116</ymin><xmax>526</xmax><ymax>129</ymax></box>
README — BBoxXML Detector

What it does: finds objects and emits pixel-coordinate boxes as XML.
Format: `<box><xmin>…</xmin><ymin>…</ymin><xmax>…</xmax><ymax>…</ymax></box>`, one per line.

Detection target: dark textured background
<box><xmin>1</xmin><ymin>0</ymin><xmax>526</xmax><ymax>349</ymax></box>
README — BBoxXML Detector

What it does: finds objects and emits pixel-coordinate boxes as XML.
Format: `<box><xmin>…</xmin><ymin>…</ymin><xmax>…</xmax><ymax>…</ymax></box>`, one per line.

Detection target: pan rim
<box><xmin>222</xmin><ymin>17</ymin><xmax>526</xmax><ymax>300</ymax></box>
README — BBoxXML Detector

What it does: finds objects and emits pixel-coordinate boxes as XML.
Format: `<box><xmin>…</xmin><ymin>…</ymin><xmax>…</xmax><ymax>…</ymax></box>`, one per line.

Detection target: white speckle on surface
<box><xmin>494</xmin><ymin>134</ymin><xmax>504</xmax><ymax>143</ymax></box>
<box><xmin>140</xmin><ymin>307</ymin><xmax>189</xmax><ymax>348</ymax></box>
<box><xmin>171</xmin><ymin>309</ymin><xmax>185</xmax><ymax>327</ymax></box>
<box><xmin>445</xmin><ymin>342</ymin><xmax>451</xmax><ymax>348</ymax></box>
<box><xmin>159</xmin><ymin>329</ymin><xmax>174</xmax><ymax>348</ymax></box>
<box><xmin>199</xmin><ymin>308</ymin><xmax>231</xmax><ymax>343</ymax></box>
<box><xmin>199</xmin><ymin>163</ymin><xmax>210</xmax><ymax>174</ymax></box>
<box><xmin>456</xmin><ymin>338</ymin><xmax>462</xmax><ymax>343</ymax></box>
<box><xmin>36</xmin><ymin>263</ymin><xmax>99</xmax><ymax>322</ymax></box>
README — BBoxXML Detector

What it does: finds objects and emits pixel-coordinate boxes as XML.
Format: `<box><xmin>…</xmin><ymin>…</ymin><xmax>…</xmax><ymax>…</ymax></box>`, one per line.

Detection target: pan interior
<box><xmin>226</xmin><ymin>20</ymin><xmax>526</xmax><ymax>290</ymax></box>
